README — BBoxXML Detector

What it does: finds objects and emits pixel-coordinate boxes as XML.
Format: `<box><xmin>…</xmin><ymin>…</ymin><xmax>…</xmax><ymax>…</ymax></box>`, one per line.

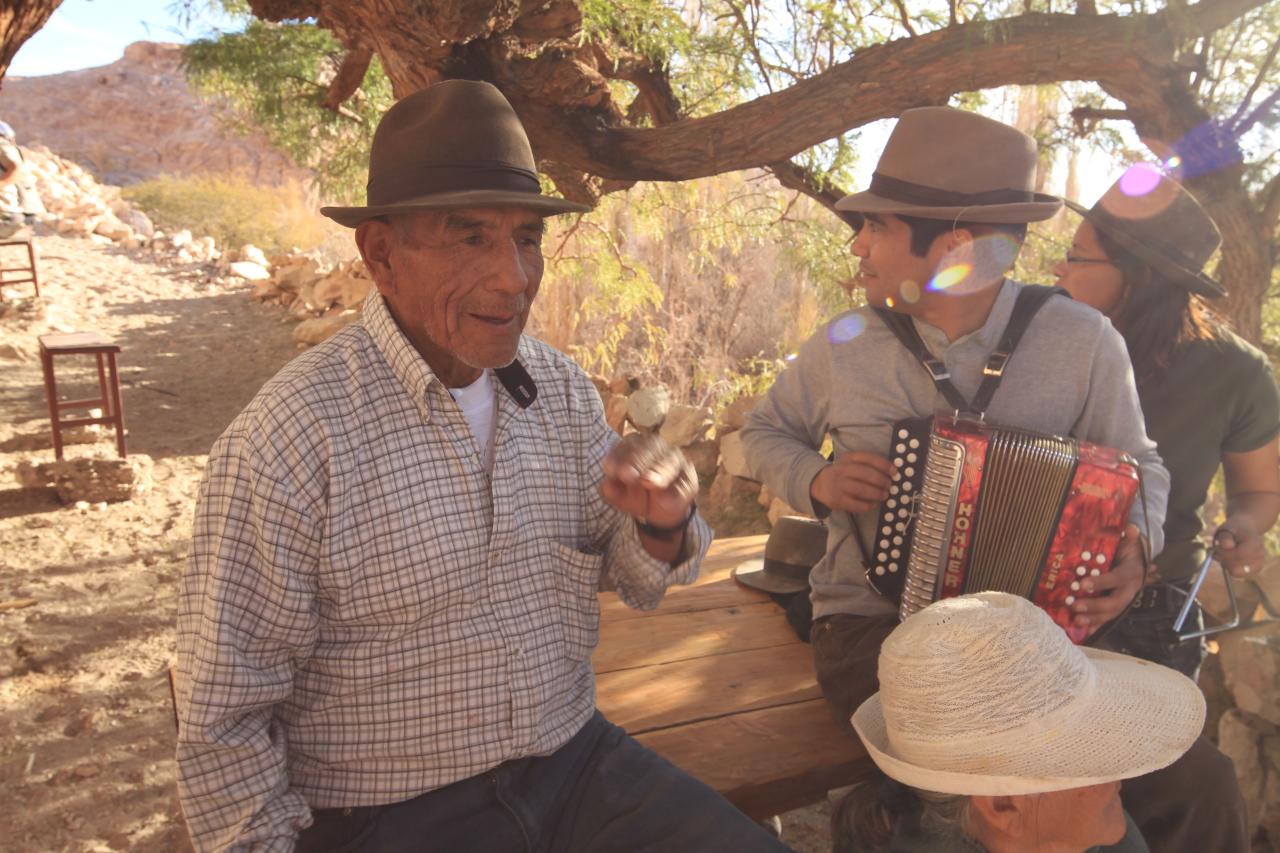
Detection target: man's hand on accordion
<box><xmin>810</xmin><ymin>452</ymin><xmax>896</xmax><ymax>514</ymax></box>
<box><xmin>1069</xmin><ymin>523</ymin><xmax>1146</xmax><ymax>636</ymax></box>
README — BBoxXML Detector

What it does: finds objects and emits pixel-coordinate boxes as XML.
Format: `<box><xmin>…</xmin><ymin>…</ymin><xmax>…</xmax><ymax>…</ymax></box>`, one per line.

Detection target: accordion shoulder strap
<box><xmin>872</xmin><ymin>309</ymin><xmax>970</xmax><ymax>412</ymax></box>
<box><xmin>873</xmin><ymin>284</ymin><xmax>1067</xmax><ymax>415</ymax></box>
<box><xmin>970</xmin><ymin>285</ymin><xmax>1067</xmax><ymax>413</ymax></box>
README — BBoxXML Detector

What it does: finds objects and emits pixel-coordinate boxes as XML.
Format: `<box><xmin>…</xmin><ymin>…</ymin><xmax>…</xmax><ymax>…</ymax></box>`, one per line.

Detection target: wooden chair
<box><xmin>0</xmin><ymin>237</ymin><xmax>39</xmax><ymax>297</ymax></box>
<box><xmin>38</xmin><ymin>331</ymin><xmax>127</xmax><ymax>460</ymax></box>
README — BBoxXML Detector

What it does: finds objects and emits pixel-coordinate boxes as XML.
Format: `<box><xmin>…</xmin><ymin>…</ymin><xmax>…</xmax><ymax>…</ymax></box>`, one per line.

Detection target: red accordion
<box><xmin>866</xmin><ymin>415</ymin><xmax>1141</xmax><ymax>643</ymax></box>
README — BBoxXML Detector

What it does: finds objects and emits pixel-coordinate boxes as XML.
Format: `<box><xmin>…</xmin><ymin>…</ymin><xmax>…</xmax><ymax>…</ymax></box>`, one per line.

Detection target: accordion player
<box><xmin>865</xmin><ymin>414</ymin><xmax>1142</xmax><ymax>643</ymax></box>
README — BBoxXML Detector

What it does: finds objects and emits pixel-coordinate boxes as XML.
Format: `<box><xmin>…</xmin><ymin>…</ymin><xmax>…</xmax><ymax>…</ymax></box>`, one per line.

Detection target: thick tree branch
<box><xmin>1070</xmin><ymin>106</ymin><xmax>1131</xmax><ymax>131</ymax></box>
<box><xmin>889</xmin><ymin>0</ymin><xmax>918</xmax><ymax>37</ymax></box>
<box><xmin>1259</xmin><ymin>171</ymin><xmax>1280</xmax><ymax>237</ymax></box>
<box><xmin>1226</xmin><ymin>34</ymin><xmax>1279</xmax><ymax>131</ymax></box>
<box><xmin>321</xmin><ymin>46</ymin><xmax>372</xmax><ymax>113</ymax></box>
<box><xmin>0</xmin><ymin>0</ymin><xmax>63</xmax><ymax>83</ymax></box>
<box><xmin>519</xmin><ymin>6</ymin><xmax>1267</xmax><ymax>182</ymax></box>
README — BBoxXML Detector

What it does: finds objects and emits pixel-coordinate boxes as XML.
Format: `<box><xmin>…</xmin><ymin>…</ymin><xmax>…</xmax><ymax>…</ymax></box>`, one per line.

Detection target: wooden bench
<box><xmin>594</xmin><ymin>534</ymin><xmax>874</xmax><ymax>819</ymax></box>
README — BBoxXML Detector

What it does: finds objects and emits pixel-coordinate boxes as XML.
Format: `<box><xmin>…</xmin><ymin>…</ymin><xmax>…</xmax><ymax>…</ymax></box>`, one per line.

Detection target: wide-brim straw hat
<box><xmin>836</xmin><ymin>107</ymin><xmax>1062</xmax><ymax>224</ymax></box>
<box><xmin>1064</xmin><ymin>168</ymin><xmax>1225</xmax><ymax>298</ymax></box>
<box><xmin>321</xmin><ymin>80</ymin><xmax>590</xmax><ymax>227</ymax></box>
<box><xmin>852</xmin><ymin>592</ymin><xmax>1204</xmax><ymax>796</ymax></box>
<box><xmin>732</xmin><ymin>515</ymin><xmax>827</xmax><ymax>594</ymax></box>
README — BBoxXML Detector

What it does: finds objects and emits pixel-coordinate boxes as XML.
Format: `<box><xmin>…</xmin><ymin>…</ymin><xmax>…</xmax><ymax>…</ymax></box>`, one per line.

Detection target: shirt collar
<box><xmin>913</xmin><ymin>278</ymin><xmax>1019</xmax><ymax>353</ymax></box>
<box><xmin>360</xmin><ymin>292</ymin><xmax>540</xmax><ymax>417</ymax></box>
<box><xmin>361</xmin><ymin>291</ymin><xmax>441</xmax><ymax>418</ymax></box>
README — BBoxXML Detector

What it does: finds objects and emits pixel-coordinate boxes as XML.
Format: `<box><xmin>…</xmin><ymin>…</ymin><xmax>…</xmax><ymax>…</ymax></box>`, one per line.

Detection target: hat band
<box><xmin>367</xmin><ymin>162</ymin><xmax>541</xmax><ymax>206</ymax></box>
<box><xmin>762</xmin><ymin>557</ymin><xmax>816</xmax><ymax>581</ymax></box>
<box><xmin>870</xmin><ymin>172</ymin><xmax>1037</xmax><ymax>209</ymax></box>
<box><xmin>1087</xmin><ymin>207</ymin><xmax>1209</xmax><ymax>273</ymax></box>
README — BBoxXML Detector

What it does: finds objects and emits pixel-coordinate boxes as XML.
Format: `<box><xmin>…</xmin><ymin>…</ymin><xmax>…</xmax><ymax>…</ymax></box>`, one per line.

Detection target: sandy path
<box><xmin>0</xmin><ymin>228</ymin><xmax>297</xmax><ymax>852</ymax></box>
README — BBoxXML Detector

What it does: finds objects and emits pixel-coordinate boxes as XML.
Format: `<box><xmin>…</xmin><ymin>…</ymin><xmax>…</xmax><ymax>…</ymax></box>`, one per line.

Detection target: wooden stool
<box><xmin>38</xmin><ymin>331</ymin><xmax>127</xmax><ymax>460</ymax></box>
<box><xmin>0</xmin><ymin>237</ymin><xmax>39</xmax><ymax>297</ymax></box>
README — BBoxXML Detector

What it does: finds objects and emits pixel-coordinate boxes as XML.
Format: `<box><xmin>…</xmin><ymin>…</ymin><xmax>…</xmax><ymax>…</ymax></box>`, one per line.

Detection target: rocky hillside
<box><xmin>0</xmin><ymin>41</ymin><xmax>308</xmax><ymax>187</ymax></box>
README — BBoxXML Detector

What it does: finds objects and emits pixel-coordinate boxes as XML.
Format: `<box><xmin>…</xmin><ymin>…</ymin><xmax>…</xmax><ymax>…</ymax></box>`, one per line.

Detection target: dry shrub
<box><xmin>123</xmin><ymin>174</ymin><xmax>339</xmax><ymax>253</ymax></box>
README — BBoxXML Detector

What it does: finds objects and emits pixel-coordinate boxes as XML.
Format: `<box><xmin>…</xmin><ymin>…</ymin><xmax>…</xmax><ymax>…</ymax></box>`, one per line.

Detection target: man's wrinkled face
<box><xmin>359</xmin><ymin>206</ymin><xmax>546</xmax><ymax>383</ymax></box>
<box><xmin>850</xmin><ymin>213</ymin><xmax>937</xmax><ymax>310</ymax></box>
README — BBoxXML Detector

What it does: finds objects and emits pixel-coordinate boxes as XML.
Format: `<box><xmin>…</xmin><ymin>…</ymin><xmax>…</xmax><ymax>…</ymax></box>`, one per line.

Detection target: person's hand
<box><xmin>1214</xmin><ymin>519</ymin><xmax>1266</xmax><ymax>579</ymax></box>
<box><xmin>810</xmin><ymin>452</ymin><xmax>895</xmax><ymax>514</ymax></box>
<box><xmin>1070</xmin><ymin>523</ymin><xmax>1146</xmax><ymax>637</ymax></box>
<box><xmin>600</xmin><ymin>433</ymin><xmax>697</xmax><ymax>529</ymax></box>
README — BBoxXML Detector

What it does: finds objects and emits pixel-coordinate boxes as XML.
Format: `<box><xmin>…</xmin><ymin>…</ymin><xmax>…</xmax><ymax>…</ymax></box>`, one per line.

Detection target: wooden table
<box><xmin>593</xmin><ymin>534</ymin><xmax>873</xmax><ymax>819</ymax></box>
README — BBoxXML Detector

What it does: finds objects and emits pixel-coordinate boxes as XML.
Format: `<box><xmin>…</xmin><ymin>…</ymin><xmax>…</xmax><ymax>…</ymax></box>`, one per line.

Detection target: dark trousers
<box><xmin>812</xmin><ymin>613</ymin><xmax>1249</xmax><ymax>853</ymax></box>
<box><xmin>295</xmin><ymin>711</ymin><xmax>793</xmax><ymax>853</ymax></box>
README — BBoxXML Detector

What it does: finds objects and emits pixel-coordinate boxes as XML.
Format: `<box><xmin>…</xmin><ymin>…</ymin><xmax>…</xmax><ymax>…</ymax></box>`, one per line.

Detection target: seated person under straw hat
<box><xmin>837</xmin><ymin>592</ymin><xmax>1204</xmax><ymax>852</ymax></box>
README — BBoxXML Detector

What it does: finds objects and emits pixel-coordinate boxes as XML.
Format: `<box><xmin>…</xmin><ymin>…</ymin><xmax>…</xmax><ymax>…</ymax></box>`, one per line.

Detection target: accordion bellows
<box><xmin>867</xmin><ymin>416</ymin><xmax>1141</xmax><ymax>643</ymax></box>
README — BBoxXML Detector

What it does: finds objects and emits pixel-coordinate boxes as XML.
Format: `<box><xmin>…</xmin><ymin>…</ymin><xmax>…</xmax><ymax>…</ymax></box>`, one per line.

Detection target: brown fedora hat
<box><xmin>836</xmin><ymin>107</ymin><xmax>1062</xmax><ymax>224</ymax></box>
<box><xmin>321</xmin><ymin>80</ymin><xmax>591</xmax><ymax>227</ymax></box>
<box><xmin>732</xmin><ymin>516</ymin><xmax>828</xmax><ymax>595</ymax></box>
<box><xmin>1064</xmin><ymin>169</ymin><xmax>1225</xmax><ymax>298</ymax></box>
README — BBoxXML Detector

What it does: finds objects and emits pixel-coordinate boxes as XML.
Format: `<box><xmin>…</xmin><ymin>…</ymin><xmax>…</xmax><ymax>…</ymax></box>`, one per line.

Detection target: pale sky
<box><xmin>9</xmin><ymin>0</ymin><xmax>238</xmax><ymax>78</ymax></box>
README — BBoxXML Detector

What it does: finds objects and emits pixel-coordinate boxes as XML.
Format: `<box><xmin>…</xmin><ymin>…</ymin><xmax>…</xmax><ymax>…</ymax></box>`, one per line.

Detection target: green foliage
<box><xmin>183</xmin><ymin>19</ymin><xmax>392</xmax><ymax>202</ymax></box>
<box><xmin>122</xmin><ymin>174</ymin><xmax>331</xmax><ymax>253</ymax></box>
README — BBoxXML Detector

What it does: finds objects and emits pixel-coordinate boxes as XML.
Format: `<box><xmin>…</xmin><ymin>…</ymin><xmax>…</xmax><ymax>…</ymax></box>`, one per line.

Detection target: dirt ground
<box><xmin>0</xmin><ymin>228</ymin><xmax>833</xmax><ymax>852</ymax></box>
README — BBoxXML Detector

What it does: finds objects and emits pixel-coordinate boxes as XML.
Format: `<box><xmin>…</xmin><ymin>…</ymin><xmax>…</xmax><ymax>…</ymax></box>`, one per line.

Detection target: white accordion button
<box><xmin>898</xmin><ymin>429</ymin><xmax>909</xmax><ymax>439</ymax></box>
<box><xmin>902</xmin><ymin>481</ymin><xmax>912</xmax><ymax>491</ymax></box>
<box><xmin>875</xmin><ymin>565</ymin><xmax>886</xmax><ymax>575</ymax></box>
<box><xmin>1081</xmin><ymin>550</ymin><xmax>1092</xmax><ymax>561</ymax></box>
<box><xmin>889</xmin><ymin>485</ymin><xmax>900</xmax><ymax>495</ymax></box>
<box><xmin>893</xmin><ymin>535</ymin><xmax>903</xmax><ymax>546</ymax></box>
<box><xmin>890</xmin><ymin>549</ymin><xmax>901</xmax><ymax>559</ymax></box>
<box><xmin>1070</xmin><ymin>581</ymin><xmax>1081</xmax><ymax>591</ymax></box>
<box><xmin>904</xmin><ymin>467</ymin><xmax>915</xmax><ymax>477</ymax></box>
<box><xmin>897</xmin><ymin>508</ymin><xmax>909</xmax><ymax>518</ymax></box>
<box><xmin>896</xmin><ymin>443</ymin><xmax>906</xmax><ymax>454</ymax></box>
<box><xmin>1065</xmin><ymin>595</ymin><xmax>1076</xmax><ymax>605</ymax></box>
<box><xmin>1096</xmin><ymin>553</ymin><xmax>1108</xmax><ymax>565</ymax></box>
<box><xmin>907</xmin><ymin>453</ymin><xmax>918</xmax><ymax>463</ymax></box>
<box><xmin>880</xmin><ymin>539</ymin><xmax>890</xmax><ymax>549</ymax></box>
<box><xmin>1076</xmin><ymin>566</ymin><xmax>1087</xmax><ymax>576</ymax></box>
<box><xmin>894</xmin><ymin>457</ymin><xmax>904</xmax><ymax>468</ymax></box>
<box><xmin>1090</xmin><ymin>568</ymin><xmax>1102</xmax><ymax>577</ymax></box>
<box><xmin>888</xmin><ymin>563</ymin><xmax>899</xmax><ymax>573</ymax></box>
<box><xmin>882</xmin><ymin>526</ymin><xmax>891</xmax><ymax>536</ymax></box>
<box><xmin>909</xmin><ymin>438</ymin><xmax>920</xmax><ymax>449</ymax></box>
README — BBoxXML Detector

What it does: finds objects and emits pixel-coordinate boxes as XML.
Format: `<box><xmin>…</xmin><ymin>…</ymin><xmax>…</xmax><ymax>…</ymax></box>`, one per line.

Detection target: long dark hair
<box><xmin>1095</xmin><ymin>226</ymin><xmax>1221</xmax><ymax>388</ymax></box>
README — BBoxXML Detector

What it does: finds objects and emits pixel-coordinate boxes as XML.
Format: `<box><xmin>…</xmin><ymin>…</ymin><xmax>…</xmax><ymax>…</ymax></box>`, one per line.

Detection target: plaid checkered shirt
<box><xmin>176</xmin><ymin>293</ymin><xmax>711</xmax><ymax>852</ymax></box>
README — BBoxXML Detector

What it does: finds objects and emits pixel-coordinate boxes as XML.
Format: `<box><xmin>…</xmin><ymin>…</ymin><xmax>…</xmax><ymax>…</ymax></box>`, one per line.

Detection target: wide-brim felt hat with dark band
<box><xmin>1065</xmin><ymin>170</ymin><xmax>1225</xmax><ymax>298</ymax></box>
<box><xmin>836</xmin><ymin>106</ymin><xmax>1062</xmax><ymax>224</ymax></box>
<box><xmin>321</xmin><ymin>80</ymin><xmax>591</xmax><ymax>227</ymax></box>
<box><xmin>732</xmin><ymin>515</ymin><xmax>828</xmax><ymax>595</ymax></box>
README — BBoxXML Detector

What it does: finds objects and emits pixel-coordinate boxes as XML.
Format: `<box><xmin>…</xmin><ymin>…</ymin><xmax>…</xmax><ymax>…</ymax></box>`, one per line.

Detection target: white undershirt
<box><xmin>447</xmin><ymin>370</ymin><xmax>496</xmax><ymax>470</ymax></box>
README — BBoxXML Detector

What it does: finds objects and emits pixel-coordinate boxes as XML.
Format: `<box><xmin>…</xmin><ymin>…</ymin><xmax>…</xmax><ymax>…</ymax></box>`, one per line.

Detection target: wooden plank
<box><xmin>696</xmin><ymin>534</ymin><xmax>770</xmax><ymax>583</ymax></box>
<box><xmin>594</xmin><ymin>601</ymin><xmax>797</xmax><ymax>674</ymax></box>
<box><xmin>634</xmin><ymin>698</ymin><xmax>875</xmax><ymax>820</ymax></box>
<box><xmin>596</xmin><ymin>642</ymin><xmax>821</xmax><ymax>733</ymax></box>
<box><xmin>599</xmin><ymin>577</ymin><xmax>767</xmax><ymax>622</ymax></box>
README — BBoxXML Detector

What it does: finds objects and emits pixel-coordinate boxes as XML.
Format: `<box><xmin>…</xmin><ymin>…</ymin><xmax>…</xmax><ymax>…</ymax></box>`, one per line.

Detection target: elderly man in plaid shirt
<box><xmin>175</xmin><ymin>82</ymin><xmax>790</xmax><ymax>853</ymax></box>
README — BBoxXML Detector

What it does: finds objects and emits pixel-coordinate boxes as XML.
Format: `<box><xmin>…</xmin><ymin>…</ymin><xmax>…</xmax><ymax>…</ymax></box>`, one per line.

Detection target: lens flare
<box><xmin>1118</xmin><ymin>162</ymin><xmax>1162</xmax><ymax>197</ymax></box>
<box><xmin>784</xmin><ymin>351</ymin><xmax>798</xmax><ymax>362</ymax></box>
<box><xmin>900</xmin><ymin>280</ymin><xmax>921</xmax><ymax>304</ymax></box>
<box><xmin>1164</xmin><ymin>155</ymin><xmax>1182</xmax><ymax>170</ymax></box>
<box><xmin>884</xmin><ymin>296</ymin><xmax>896</xmax><ymax>309</ymax></box>
<box><xmin>928</xmin><ymin>263</ymin><xmax>972</xmax><ymax>292</ymax></box>
<box><xmin>827</xmin><ymin>314</ymin><xmax>866</xmax><ymax>344</ymax></box>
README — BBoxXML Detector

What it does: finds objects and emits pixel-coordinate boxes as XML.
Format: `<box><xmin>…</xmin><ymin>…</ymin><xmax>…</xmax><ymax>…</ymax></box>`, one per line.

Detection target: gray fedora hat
<box><xmin>1064</xmin><ymin>169</ymin><xmax>1225</xmax><ymax>298</ymax></box>
<box><xmin>836</xmin><ymin>106</ymin><xmax>1062</xmax><ymax>224</ymax></box>
<box><xmin>732</xmin><ymin>516</ymin><xmax>828</xmax><ymax>595</ymax></box>
<box><xmin>321</xmin><ymin>80</ymin><xmax>591</xmax><ymax>227</ymax></box>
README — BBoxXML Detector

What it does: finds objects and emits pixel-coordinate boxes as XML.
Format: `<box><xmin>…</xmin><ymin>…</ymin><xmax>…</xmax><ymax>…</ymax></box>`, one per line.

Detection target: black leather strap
<box><xmin>873</xmin><ymin>309</ymin><xmax>969</xmax><ymax>411</ymax></box>
<box><xmin>873</xmin><ymin>285</ymin><xmax>1066</xmax><ymax>416</ymax></box>
<box><xmin>970</xmin><ymin>285</ymin><xmax>1066</xmax><ymax>413</ymax></box>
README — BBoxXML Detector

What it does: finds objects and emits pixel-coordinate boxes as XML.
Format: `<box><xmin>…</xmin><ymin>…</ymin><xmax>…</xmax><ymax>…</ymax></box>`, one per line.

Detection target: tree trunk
<box><xmin>0</xmin><ymin>0</ymin><xmax>63</xmax><ymax>84</ymax></box>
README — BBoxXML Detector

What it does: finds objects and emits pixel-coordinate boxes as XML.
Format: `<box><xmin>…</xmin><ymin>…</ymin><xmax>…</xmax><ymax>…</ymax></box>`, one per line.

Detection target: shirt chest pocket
<box><xmin>545</xmin><ymin>540</ymin><xmax>604</xmax><ymax>662</ymax></box>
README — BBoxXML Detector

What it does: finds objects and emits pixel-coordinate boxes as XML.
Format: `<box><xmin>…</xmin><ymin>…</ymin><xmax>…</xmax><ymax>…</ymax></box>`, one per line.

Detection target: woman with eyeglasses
<box><xmin>1053</xmin><ymin>170</ymin><xmax>1280</xmax><ymax>679</ymax></box>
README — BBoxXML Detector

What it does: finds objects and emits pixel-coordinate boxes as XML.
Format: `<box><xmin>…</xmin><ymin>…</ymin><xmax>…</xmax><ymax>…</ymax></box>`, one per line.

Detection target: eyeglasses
<box><xmin>1063</xmin><ymin>254</ymin><xmax>1115</xmax><ymax>266</ymax></box>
